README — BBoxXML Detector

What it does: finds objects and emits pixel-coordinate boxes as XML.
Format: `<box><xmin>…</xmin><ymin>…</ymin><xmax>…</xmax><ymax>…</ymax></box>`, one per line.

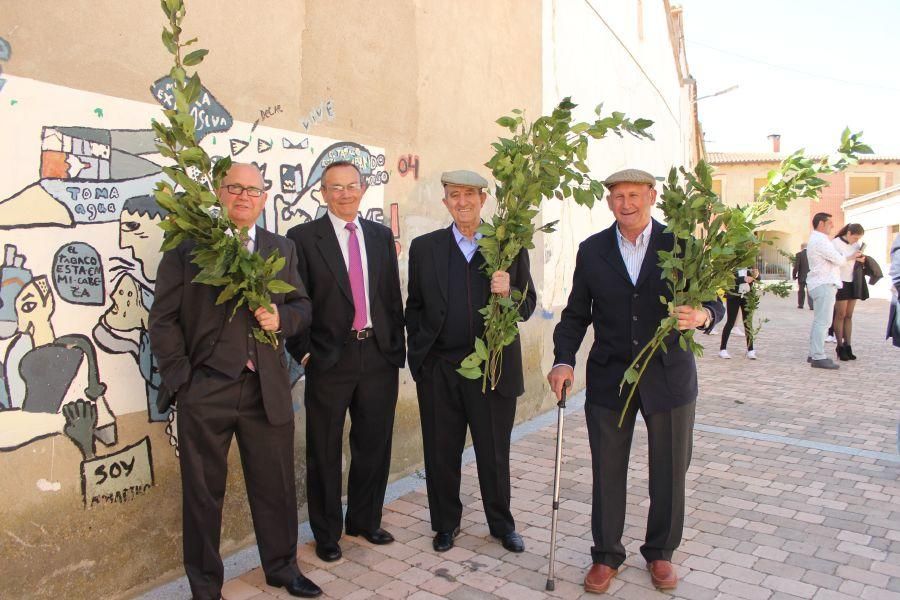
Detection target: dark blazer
<box><xmin>552</xmin><ymin>219</ymin><xmax>724</xmax><ymax>415</ymax></box>
<box><xmin>148</xmin><ymin>227</ymin><xmax>312</xmax><ymax>425</ymax></box>
<box><xmin>405</xmin><ymin>225</ymin><xmax>536</xmax><ymax>398</ymax></box>
<box><xmin>285</xmin><ymin>215</ymin><xmax>405</xmax><ymax>370</ymax></box>
<box><xmin>793</xmin><ymin>249</ymin><xmax>810</xmax><ymax>283</ymax></box>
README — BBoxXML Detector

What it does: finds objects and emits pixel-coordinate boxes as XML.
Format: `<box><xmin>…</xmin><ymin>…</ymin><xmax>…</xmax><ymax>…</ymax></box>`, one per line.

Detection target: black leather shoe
<box><xmin>433</xmin><ymin>527</ymin><xmax>460</xmax><ymax>552</ymax></box>
<box><xmin>494</xmin><ymin>531</ymin><xmax>525</xmax><ymax>553</ymax></box>
<box><xmin>345</xmin><ymin>527</ymin><xmax>394</xmax><ymax>545</ymax></box>
<box><xmin>845</xmin><ymin>345</ymin><xmax>857</xmax><ymax>360</ymax></box>
<box><xmin>266</xmin><ymin>575</ymin><xmax>322</xmax><ymax>598</ymax></box>
<box><xmin>314</xmin><ymin>541</ymin><xmax>341</xmax><ymax>562</ymax></box>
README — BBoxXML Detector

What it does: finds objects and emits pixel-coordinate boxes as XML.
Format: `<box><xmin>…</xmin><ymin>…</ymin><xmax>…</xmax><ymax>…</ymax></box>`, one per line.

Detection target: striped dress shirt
<box><xmin>615</xmin><ymin>220</ymin><xmax>653</xmax><ymax>284</ymax></box>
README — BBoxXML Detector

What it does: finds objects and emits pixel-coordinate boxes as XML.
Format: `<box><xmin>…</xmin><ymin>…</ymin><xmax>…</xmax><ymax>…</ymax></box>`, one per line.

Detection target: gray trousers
<box><xmin>809</xmin><ymin>284</ymin><xmax>837</xmax><ymax>360</ymax></box>
<box><xmin>585</xmin><ymin>398</ymin><xmax>695</xmax><ymax>568</ymax></box>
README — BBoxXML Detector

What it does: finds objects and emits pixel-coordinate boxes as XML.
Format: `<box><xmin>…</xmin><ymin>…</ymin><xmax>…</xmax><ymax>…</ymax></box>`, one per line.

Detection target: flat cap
<box><xmin>441</xmin><ymin>170</ymin><xmax>489</xmax><ymax>189</ymax></box>
<box><xmin>603</xmin><ymin>168</ymin><xmax>657</xmax><ymax>189</ymax></box>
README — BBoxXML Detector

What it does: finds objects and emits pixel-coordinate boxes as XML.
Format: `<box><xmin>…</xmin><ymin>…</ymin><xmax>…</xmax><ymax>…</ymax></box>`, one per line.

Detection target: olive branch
<box><xmin>617</xmin><ymin>129</ymin><xmax>872</xmax><ymax>426</ymax></box>
<box><xmin>151</xmin><ymin>0</ymin><xmax>294</xmax><ymax>347</ymax></box>
<box><xmin>457</xmin><ymin>98</ymin><xmax>654</xmax><ymax>391</ymax></box>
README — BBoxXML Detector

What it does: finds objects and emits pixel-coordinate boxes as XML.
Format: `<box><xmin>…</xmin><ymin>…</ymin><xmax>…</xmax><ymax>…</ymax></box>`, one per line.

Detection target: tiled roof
<box><xmin>707</xmin><ymin>152</ymin><xmax>900</xmax><ymax>164</ymax></box>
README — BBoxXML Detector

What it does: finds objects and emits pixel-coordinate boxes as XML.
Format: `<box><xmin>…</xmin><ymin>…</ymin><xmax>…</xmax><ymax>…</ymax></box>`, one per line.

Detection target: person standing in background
<box><xmin>793</xmin><ymin>244</ymin><xmax>813</xmax><ymax>310</ymax></box>
<box><xmin>718</xmin><ymin>267</ymin><xmax>759</xmax><ymax>360</ymax></box>
<box><xmin>831</xmin><ymin>223</ymin><xmax>866</xmax><ymax>361</ymax></box>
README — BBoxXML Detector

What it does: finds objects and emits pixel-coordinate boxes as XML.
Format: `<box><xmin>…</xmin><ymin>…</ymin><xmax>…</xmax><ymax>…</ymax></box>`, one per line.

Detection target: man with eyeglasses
<box><xmin>286</xmin><ymin>160</ymin><xmax>405</xmax><ymax>563</ymax></box>
<box><xmin>150</xmin><ymin>163</ymin><xmax>322</xmax><ymax>598</ymax></box>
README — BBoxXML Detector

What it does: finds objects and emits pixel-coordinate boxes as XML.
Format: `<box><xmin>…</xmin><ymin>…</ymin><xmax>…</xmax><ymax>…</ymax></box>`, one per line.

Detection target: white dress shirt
<box><xmin>616</xmin><ymin>220</ymin><xmax>653</xmax><ymax>285</ymax></box>
<box><xmin>806</xmin><ymin>230</ymin><xmax>854</xmax><ymax>291</ymax></box>
<box><xmin>831</xmin><ymin>237</ymin><xmax>860</xmax><ymax>283</ymax></box>
<box><xmin>327</xmin><ymin>210</ymin><xmax>372</xmax><ymax>328</ymax></box>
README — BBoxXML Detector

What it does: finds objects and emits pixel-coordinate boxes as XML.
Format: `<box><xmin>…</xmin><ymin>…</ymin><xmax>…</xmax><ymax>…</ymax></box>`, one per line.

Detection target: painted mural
<box><xmin>0</xmin><ymin>75</ymin><xmax>390</xmax><ymax>507</ymax></box>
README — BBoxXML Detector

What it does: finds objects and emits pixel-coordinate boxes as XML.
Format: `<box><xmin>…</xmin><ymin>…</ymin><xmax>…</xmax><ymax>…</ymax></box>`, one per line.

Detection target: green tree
<box><xmin>152</xmin><ymin>0</ymin><xmax>293</xmax><ymax>347</ymax></box>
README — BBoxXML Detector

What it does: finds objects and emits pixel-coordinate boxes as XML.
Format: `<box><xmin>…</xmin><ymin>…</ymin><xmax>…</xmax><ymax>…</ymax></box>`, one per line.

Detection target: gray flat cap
<box><xmin>603</xmin><ymin>168</ymin><xmax>657</xmax><ymax>189</ymax></box>
<box><xmin>441</xmin><ymin>170</ymin><xmax>489</xmax><ymax>189</ymax></box>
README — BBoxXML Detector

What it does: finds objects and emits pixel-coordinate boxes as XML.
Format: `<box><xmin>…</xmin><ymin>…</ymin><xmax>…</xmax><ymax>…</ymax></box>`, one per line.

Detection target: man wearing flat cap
<box><xmin>406</xmin><ymin>170</ymin><xmax>536</xmax><ymax>553</ymax></box>
<box><xmin>547</xmin><ymin>168</ymin><xmax>724</xmax><ymax>594</ymax></box>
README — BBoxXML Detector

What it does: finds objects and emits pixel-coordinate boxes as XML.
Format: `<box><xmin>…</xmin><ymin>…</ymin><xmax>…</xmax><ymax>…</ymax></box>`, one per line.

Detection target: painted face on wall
<box><xmin>606</xmin><ymin>182</ymin><xmax>657</xmax><ymax>235</ymax></box>
<box><xmin>103</xmin><ymin>273</ymin><xmax>149</xmax><ymax>332</ymax></box>
<box><xmin>119</xmin><ymin>210</ymin><xmax>166</xmax><ymax>282</ymax></box>
<box><xmin>217</xmin><ymin>164</ymin><xmax>268</xmax><ymax>230</ymax></box>
<box><xmin>321</xmin><ymin>164</ymin><xmax>365</xmax><ymax>222</ymax></box>
<box><xmin>15</xmin><ymin>276</ymin><xmax>54</xmax><ymax>339</ymax></box>
<box><xmin>442</xmin><ymin>184</ymin><xmax>486</xmax><ymax>232</ymax></box>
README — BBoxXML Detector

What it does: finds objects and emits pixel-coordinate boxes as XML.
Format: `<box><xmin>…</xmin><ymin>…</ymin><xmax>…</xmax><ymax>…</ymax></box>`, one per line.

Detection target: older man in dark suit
<box><xmin>406</xmin><ymin>170</ymin><xmax>536</xmax><ymax>554</ymax></box>
<box><xmin>286</xmin><ymin>160</ymin><xmax>405</xmax><ymax>563</ymax></box>
<box><xmin>547</xmin><ymin>169</ymin><xmax>724</xmax><ymax>594</ymax></box>
<box><xmin>149</xmin><ymin>163</ymin><xmax>321</xmax><ymax>599</ymax></box>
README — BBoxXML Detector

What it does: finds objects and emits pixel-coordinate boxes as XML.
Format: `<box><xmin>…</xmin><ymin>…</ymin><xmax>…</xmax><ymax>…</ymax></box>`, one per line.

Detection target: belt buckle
<box><xmin>356</xmin><ymin>329</ymin><xmax>367</xmax><ymax>340</ymax></box>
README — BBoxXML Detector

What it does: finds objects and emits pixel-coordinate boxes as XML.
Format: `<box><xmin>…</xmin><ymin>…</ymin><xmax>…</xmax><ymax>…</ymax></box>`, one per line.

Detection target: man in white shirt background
<box><xmin>805</xmin><ymin>212</ymin><xmax>862</xmax><ymax>369</ymax></box>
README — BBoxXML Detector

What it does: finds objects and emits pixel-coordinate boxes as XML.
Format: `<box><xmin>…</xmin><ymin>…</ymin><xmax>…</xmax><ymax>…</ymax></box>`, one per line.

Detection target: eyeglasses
<box><xmin>323</xmin><ymin>183</ymin><xmax>362</xmax><ymax>193</ymax></box>
<box><xmin>224</xmin><ymin>184</ymin><xmax>264</xmax><ymax>198</ymax></box>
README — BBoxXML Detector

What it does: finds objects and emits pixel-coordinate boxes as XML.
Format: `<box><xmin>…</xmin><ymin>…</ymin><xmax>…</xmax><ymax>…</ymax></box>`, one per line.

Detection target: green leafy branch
<box><xmin>152</xmin><ymin>0</ymin><xmax>294</xmax><ymax>347</ymax></box>
<box><xmin>617</xmin><ymin>130</ymin><xmax>871</xmax><ymax>426</ymax></box>
<box><xmin>457</xmin><ymin>98</ymin><xmax>654</xmax><ymax>391</ymax></box>
<box><xmin>743</xmin><ymin>279</ymin><xmax>792</xmax><ymax>345</ymax></box>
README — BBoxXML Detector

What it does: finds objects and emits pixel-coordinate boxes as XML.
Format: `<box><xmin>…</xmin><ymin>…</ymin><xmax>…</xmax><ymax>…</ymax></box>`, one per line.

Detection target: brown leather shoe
<box><xmin>647</xmin><ymin>560</ymin><xmax>678</xmax><ymax>590</ymax></box>
<box><xmin>584</xmin><ymin>563</ymin><xmax>617</xmax><ymax>594</ymax></box>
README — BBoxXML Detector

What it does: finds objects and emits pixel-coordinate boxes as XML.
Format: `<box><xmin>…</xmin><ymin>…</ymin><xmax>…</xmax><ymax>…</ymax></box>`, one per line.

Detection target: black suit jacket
<box><xmin>148</xmin><ymin>227</ymin><xmax>312</xmax><ymax>425</ymax></box>
<box><xmin>285</xmin><ymin>215</ymin><xmax>405</xmax><ymax>370</ymax></box>
<box><xmin>405</xmin><ymin>226</ymin><xmax>536</xmax><ymax>398</ymax></box>
<box><xmin>552</xmin><ymin>220</ymin><xmax>724</xmax><ymax>415</ymax></box>
<box><xmin>793</xmin><ymin>249</ymin><xmax>810</xmax><ymax>283</ymax></box>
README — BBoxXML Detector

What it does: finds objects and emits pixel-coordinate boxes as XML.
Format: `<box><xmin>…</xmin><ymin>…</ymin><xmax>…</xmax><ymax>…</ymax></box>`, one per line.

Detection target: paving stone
<box><xmin>203</xmin><ymin>298</ymin><xmax>899</xmax><ymax>600</ymax></box>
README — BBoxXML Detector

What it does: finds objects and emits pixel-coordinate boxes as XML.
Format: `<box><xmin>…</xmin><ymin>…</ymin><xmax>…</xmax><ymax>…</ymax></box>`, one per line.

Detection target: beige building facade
<box><xmin>0</xmin><ymin>2</ymin><xmax>699</xmax><ymax>597</ymax></box>
<box><xmin>708</xmin><ymin>149</ymin><xmax>900</xmax><ymax>279</ymax></box>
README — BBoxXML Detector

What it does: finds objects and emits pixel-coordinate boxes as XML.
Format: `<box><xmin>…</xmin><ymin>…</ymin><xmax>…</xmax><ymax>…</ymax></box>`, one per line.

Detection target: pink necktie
<box><xmin>245</xmin><ymin>236</ymin><xmax>256</xmax><ymax>371</ymax></box>
<box><xmin>345</xmin><ymin>222</ymin><xmax>367</xmax><ymax>330</ymax></box>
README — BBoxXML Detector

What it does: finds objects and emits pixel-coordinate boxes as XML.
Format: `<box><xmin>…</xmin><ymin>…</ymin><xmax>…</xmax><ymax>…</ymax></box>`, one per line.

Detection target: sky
<box><xmin>679</xmin><ymin>0</ymin><xmax>900</xmax><ymax>155</ymax></box>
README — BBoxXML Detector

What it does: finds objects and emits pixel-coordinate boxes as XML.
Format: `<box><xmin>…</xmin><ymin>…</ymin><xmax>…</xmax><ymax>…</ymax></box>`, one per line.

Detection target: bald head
<box><xmin>217</xmin><ymin>162</ymin><xmax>268</xmax><ymax>229</ymax></box>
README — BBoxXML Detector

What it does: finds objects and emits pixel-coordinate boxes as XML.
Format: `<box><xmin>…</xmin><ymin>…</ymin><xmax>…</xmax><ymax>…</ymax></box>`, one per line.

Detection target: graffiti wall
<box><xmin>0</xmin><ymin>74</ymin><xmax>390</xmax><ymax>509</ymax></box>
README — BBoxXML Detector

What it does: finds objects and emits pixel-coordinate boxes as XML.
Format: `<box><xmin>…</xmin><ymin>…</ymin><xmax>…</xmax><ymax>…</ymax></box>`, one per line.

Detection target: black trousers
<box><xmin>416</xmin><ymin>356</ymin><xmax>517</xmax><ymax>536</ymax></box>
<box><xmin>177</xmin><ymin>368</ymin><xmax>300</xmax><ymax>600</ymax></box>
<box><xmin>584</xmin><ymin>398</ymin><xmax>695</xmax><ymax>568</ymax></box>
<box><xmin>798</xmin><ymin>281</ymin><xmax>813</xmax><ymax>308</ymax></box>
<box><xmin>304</xmin><ymin>337</ymin><xmax>399</xmax><ymax>545</ymax></box>
<box><xmin>721</xmin><ymin>294</ymin><xmax>754</xmax><ymax>351</ymax></box>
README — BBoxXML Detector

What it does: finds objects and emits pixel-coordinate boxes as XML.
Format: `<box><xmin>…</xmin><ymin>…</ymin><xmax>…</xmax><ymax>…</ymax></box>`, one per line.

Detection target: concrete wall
<box><xmin>0</xmin><ymin>1</ymin><xmax>693</xmax><ymax>597</ymax></box>
<box><xmin>843</xmin><ymin>188</ymin><xmax>900</xmax><ymax>299</ymax></box>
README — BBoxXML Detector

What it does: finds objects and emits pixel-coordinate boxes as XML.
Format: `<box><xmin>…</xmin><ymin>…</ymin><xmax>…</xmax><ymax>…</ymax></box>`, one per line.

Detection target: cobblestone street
<box><xmin>168</xmin><ymin>295</ymin><xmax>900</xmax><ymax>600</ymax></box>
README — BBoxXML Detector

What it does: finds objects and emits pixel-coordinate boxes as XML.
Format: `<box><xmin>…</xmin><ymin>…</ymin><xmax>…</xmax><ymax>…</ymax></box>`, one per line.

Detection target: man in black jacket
<box><xmin>406</xmin><ymin>170</ymin><xmax>536</xmax><ymax>553</ymax></box>
<box><xmin>793</xmin><ymin>244</ymin><xmax>813</xmax><ymax>309</ymax></box>
<box><xmin>286</xmin><ymin>161</ymin><xmax>405</xmax><ymax>563</ymax></box>
<box><xmin>547</xmin><ymin>169</ymin><xmax>724</xmax><ymax>594</ymax></box>
<box><xmin>149</xmin><ymin>163</ymin><xmax>321</xmax><ymax>599</ymax></box>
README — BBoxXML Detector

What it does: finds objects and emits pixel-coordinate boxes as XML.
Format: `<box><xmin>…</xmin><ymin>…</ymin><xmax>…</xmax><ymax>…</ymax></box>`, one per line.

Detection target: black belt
<box><xmin>349</xmin><ymin>328</ymin><xmax>374</xmax><ymax>341</ymax></box>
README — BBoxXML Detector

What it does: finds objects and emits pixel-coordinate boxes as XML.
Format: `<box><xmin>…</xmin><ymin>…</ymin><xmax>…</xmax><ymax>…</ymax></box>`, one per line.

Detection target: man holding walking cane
<box><xmin>546</xmin><ymin>169</ymin><xmax>723</xmax><ymax>594</ymax></box>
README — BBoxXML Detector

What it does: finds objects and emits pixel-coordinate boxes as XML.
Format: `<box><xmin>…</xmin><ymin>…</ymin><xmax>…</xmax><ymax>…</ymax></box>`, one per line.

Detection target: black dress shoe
<box><xmin>345</xmin><ymin>527</ymin><xmax>394</xmax><ymax>545</ymax></box>
<box><xmin>494</xmin><ymin>531</ymin><xmax>525</xmax><ymax>553</ymax></box>
<box><xmin>314</xmin><ymin>541</ymin><xmax>341</xmax><ymax>562</ymax></box>
<box><xmin>433</xmin><ymin>527</ymin><xmax>460</xmax><ymax>552</ymax></box>
<box><xmin>845</xmin><ymin>345</ymin><xmax>857</xmax><ymax>360</ymax></box>
<box><xmin>266</xmin><ymin>574</ymin><xmax>322</xmax><ymax>598</ymax></box>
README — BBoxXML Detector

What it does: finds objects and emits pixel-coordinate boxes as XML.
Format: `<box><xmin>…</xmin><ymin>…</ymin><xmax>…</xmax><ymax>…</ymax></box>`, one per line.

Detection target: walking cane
<box><xmin>546</xmin><ymin>379</ymin><xmax>571</xmax><ymax>592</ymax></box>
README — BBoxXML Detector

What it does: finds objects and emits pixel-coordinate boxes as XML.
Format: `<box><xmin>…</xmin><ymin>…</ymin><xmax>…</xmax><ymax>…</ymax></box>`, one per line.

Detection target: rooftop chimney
<box><xmin>768</xmin><ymin>134</ymin><xmax>781</xmax><ymax>153</ymax></box>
